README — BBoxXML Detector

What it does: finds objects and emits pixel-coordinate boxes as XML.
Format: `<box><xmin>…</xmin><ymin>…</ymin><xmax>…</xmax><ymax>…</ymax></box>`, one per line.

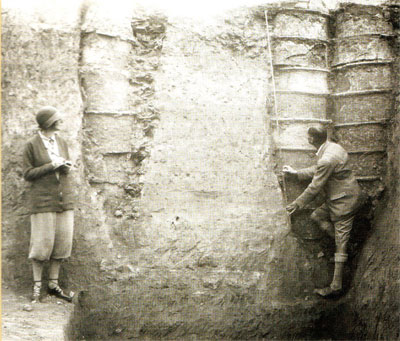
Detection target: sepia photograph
<box><xmin>1</xmin><ymin>0</ymin><xmax>399</xmax><ymax>339</ymax></box>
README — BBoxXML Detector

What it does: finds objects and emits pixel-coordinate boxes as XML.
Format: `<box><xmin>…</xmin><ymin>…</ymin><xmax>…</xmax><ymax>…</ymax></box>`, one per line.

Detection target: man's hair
<box><xmin>308</xmin><ymin>126</ymin><xmax>327</xmax><ymax>144</ymax></box>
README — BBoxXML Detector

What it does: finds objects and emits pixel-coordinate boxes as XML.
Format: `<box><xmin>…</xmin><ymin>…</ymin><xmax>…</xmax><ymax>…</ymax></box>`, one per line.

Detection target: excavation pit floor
<box><xmin>2</xmin><ymin>286</ymin><xmax>74</xmax><ymax>341</ymax></box>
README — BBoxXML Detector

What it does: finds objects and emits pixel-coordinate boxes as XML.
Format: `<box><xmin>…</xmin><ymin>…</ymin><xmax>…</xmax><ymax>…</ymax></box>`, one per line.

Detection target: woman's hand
<box><xmin>52</xmin><ymin>158</ymin><xmax>65</xmax><ymax>169</ymax></box>
<box><xmin>52</xmin><ymin>156</ymin><xmax>69</xmax><ymax>169</ymax></box>
<box><xmin>61</xmin><ymin>160</ymin><xmax>73</xmax><ymax>171</ymax></box>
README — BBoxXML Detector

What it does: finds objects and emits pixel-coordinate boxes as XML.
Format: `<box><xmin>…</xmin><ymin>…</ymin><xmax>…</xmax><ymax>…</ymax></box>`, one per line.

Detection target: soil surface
<box><xmin>2</xmin><ymin>286</ymin><xmax>74</xmax><ymax>341</ymax></box>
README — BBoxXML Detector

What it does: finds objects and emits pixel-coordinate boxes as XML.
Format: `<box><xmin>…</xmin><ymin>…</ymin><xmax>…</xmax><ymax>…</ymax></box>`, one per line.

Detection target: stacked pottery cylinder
<box><xmin>268</xmin><ymin>7</ymin><xmax>331</xmax><ymax>238</ymax></box>
<box><xmin>331</xmin><ymin>4</ymin><xmax>395</xmax><ymax>197</ymax></box>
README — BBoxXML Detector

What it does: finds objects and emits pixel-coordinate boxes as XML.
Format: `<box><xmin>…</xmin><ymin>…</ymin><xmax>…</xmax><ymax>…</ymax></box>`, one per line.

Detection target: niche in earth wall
<box><xmin>79</xmin><ymin>2</ymin><xmax>166</xmax><ymax>260</ymax></box>
<box><xmin>267</xmin><ymin>6</ymin><xmax>331</xmax><ymax>241</ymax></box>
<box><xmin>268</xmin><ymin>2</ymin><xmax>396</xmax><ymax>243</ymax></box>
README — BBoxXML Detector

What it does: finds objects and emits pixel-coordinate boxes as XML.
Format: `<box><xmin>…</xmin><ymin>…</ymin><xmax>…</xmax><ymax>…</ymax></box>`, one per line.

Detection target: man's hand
<box><xmin>282</xmin><ymin>165</ymin><xmax>298</xmax><ymax>175</ymax></box>
<box><xmin>286</xmin><ymin>201</ymin><xmax>299</xmax><ymax>215</ymax></box>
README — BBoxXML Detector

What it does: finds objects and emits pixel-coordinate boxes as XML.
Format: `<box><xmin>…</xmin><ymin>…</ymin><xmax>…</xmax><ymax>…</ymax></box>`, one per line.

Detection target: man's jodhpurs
<box><xmin>312</xmin><ymin>203</ymin><xmax>354</xmax><ymax>262</ymax></box>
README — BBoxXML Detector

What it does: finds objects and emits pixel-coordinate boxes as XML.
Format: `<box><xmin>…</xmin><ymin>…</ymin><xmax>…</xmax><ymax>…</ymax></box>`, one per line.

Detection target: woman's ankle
<box><xmin>48</xmin><ymin>279</ymin><xmax>59</xmax><ymax>288</ymax></box>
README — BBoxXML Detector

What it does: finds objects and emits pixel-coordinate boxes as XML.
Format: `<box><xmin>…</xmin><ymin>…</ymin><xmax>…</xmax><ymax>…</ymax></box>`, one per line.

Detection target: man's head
<box><xmin>36</xmin><ymin>106</ymin><xmax>62</xmax><ymax>131</ymax></box>
<box><xmin>307</xmin><ymin>126</ymin><xmax>327</xmax><ymax>148</ymax></box>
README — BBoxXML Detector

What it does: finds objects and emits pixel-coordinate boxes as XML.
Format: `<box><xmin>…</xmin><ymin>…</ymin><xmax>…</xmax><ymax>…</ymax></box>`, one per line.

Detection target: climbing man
<box><xmin>282</xmin><ymin>126</ymin><xmax>365</xmax><ymax>298</ymax></box>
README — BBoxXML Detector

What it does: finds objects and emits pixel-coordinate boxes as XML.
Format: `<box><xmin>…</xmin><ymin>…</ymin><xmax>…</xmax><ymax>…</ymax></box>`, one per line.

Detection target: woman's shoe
<box><xmin>48</xmin><ymin>281</ymin><xmax>74</xmax><ymax>302</ymax></box>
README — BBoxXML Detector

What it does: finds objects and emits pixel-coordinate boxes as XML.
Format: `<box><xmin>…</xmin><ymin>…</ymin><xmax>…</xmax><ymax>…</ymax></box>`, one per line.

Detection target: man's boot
<box><xmin>314</xmin><ymin>253</ymin><xmax>347</xmax><ymax>298</ymax></box>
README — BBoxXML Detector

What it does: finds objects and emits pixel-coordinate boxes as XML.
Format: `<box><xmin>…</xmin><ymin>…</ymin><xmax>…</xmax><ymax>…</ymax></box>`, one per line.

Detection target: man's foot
<box><xmin>313</xmin><ymin>286</ymin><xmax>343</xmax><ymax>298</ymax></box>
<box><xmin>48</xmin><ymin>282</ymin><xmax>75</xmax><ymax>302</ymax></box>
<box><xmin>31</xmin><ymin>282</ymin><xmax>42</xmax><ymax>303</ymax></box>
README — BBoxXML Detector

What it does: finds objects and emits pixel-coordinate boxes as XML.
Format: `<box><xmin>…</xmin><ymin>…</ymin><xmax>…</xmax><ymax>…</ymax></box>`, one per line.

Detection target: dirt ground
<box><xmin>2</xmin><ymin>286</ymin><xmax>74</xmax><ymax>341</ymax></box>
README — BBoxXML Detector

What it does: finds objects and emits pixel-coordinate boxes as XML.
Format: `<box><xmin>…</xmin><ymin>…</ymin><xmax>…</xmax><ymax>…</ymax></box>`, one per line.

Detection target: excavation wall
<box><xmin>1</xmin><ymin>1</ymin><xmax>399</xmax><ymax>340</ymax></box>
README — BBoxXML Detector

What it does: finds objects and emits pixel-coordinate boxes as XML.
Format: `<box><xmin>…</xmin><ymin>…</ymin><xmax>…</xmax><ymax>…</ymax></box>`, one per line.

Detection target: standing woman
<box><xmin>23</xmin><ymin>106</ymin><xmax>75</xmax><ymax>303</ymax></box>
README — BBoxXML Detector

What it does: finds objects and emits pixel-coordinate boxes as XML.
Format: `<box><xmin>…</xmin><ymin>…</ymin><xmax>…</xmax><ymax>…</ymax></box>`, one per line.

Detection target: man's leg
<box><xmin>315</xmin><ymin>214</ymin><xmax>354</xmax><ymax>297</ymax></box>
<box><xmin>311</xmin><ymin>204</ymin><xmax>335</xmax><ymax>238</ymax></box>
<box><xmin>331</xmin><ymin>215</ymin><xmax>354</xmax><ymax>290</ymax></box>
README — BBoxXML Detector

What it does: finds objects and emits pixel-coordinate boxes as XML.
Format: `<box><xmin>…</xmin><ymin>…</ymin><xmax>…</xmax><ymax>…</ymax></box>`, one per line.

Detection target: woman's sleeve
<box><xmin>23</xmin><ymin>142</ymin><xmax>54</xmax><ymax>181</ymax></box>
